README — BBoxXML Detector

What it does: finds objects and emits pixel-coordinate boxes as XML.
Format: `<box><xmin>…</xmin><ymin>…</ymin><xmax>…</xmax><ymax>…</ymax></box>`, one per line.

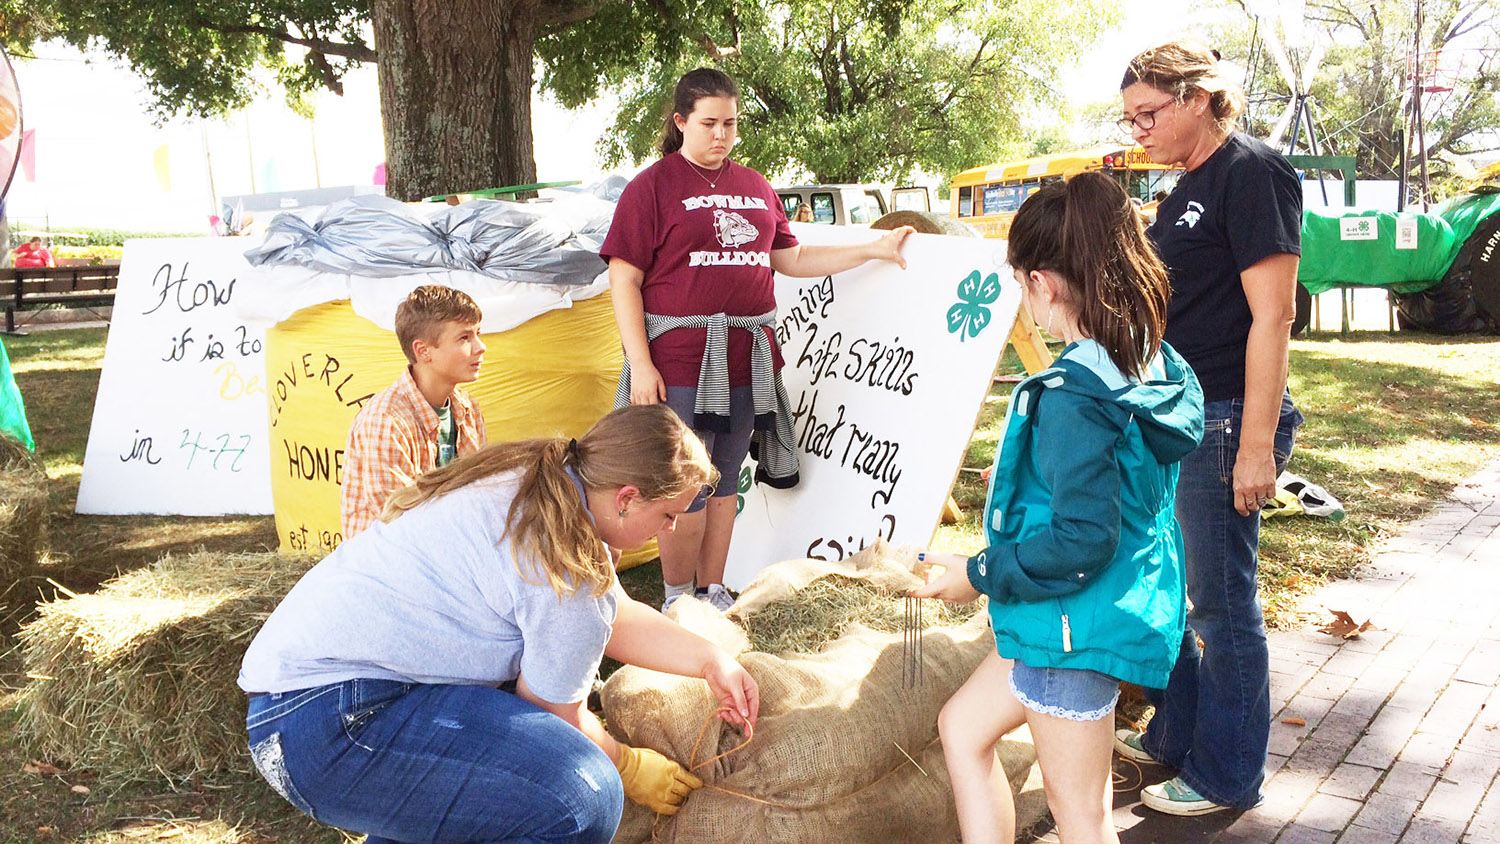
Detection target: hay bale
<box><xmin>16</xmin><ymin>551</ymin><xmax>315</xmax><ymax>784</ymax></box>
<box><xmin>602</xmin><ymin>540</ymin><xmax>1038</xmax><ymax>844</ymax></box>
<box><xmin>871</xmin><ymin>209</ymin><xmax>980</xmax><ymax>237</ymax></box>
<box><xmin>736</xmin><ymin>573</ymin><xmax>980</xmax><ymax>655</ymax></box>
<box><xmin>1</xmin><ymin>440</ymin><xmax>48</xmax><ymax>617</ymax></box>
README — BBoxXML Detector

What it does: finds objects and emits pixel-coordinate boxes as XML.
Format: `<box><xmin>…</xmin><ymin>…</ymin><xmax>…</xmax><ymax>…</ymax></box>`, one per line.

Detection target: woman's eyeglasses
<box><xmin>1117</xmin><ymin>99</ymin><xmax>1177</xmax><ymax>135</ymax></box>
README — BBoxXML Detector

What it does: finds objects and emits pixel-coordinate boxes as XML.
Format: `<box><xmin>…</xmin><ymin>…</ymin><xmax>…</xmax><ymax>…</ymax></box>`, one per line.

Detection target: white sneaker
<box><xmin>1140</xmin><ymin>776</ymin><xmax>1232</xmax><ymax>816</ymax></box>
<box><xmin>1114</xmin><ymin>729</ymin><xmax>1158</xmax><ymax>765</ymax></box>
<box><xmin>702</xmin><ymin>583</ymin><xmax>736</xmax><ymax>612</ymax></box>
<box><xmin>661</xmin><ymin>592</ymin><xmax>687</xmax><ymax>613</ymax></box>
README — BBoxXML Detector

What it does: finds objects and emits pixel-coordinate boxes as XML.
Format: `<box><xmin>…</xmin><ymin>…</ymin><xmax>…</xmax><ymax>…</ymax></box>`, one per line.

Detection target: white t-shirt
<box><xmin>239</xmin><ymin>470</ymin><xmax>620</xmax><ymax>704</ymax></box>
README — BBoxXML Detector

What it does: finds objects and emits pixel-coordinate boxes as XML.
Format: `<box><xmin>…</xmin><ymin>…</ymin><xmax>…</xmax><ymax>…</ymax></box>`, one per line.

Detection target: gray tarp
<box><xmin>244</xmin><ymin>179</ymin><xmax>626</xmax><ymax>284</ymax></box>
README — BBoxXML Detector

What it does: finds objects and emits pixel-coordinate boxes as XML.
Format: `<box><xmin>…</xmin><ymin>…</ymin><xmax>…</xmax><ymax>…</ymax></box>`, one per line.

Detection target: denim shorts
<box><xmin>1009</xmin><ymin>661</ymin><xmax>1121</xmax><ymax>722</ymax></box>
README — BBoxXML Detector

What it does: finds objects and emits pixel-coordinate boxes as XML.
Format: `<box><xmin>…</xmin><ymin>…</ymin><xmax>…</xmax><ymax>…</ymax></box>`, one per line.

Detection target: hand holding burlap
<box><xmin>615</xmin><ymin>745</ymin><xmax>703</xmax><ymax>814</ymax></box>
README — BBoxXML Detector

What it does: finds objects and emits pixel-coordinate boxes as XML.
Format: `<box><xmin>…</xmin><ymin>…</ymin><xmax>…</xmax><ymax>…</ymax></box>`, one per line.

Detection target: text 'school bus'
<box><xmin>949</xmin><ymin>145</ymin><xmax>1184</xmax><ymax>239</ymax></box>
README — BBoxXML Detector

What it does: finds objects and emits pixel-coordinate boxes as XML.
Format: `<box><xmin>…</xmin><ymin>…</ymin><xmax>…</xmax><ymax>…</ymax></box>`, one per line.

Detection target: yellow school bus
<box><xmin>949</xmin><ymin>145</ymin><xmax>1183</xmax><ymax>238</ymax></box>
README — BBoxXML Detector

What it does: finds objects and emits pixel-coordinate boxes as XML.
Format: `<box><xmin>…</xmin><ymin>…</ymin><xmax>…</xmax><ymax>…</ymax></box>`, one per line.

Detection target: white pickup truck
<box><xmin>774</xmin><ymin>184</ymin><xmax>933</xmax><ymax>226</ymax></box>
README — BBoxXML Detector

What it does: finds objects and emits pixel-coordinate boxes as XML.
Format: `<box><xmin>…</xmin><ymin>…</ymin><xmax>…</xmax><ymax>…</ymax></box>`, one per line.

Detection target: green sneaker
<box><xmin>1140</xmin><ymin>776</ymin><xmax>1230</xmax><ymax>816</ymax></box>
<box><xmin>1113</xmin><ymin>729</ymin><xmax>1157</xmax><ymax>765</ymax></box>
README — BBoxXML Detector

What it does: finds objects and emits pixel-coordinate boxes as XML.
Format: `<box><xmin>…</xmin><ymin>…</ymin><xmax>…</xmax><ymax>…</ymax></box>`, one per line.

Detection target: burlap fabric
<box><xmin>602</xmin><ymin>540</ymin><xmax>1036</xmax><ymax>843</ymax></box>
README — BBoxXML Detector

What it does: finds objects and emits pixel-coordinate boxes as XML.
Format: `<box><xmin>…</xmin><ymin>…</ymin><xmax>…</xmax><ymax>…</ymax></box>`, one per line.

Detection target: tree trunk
<box><xmin>372</xmin><ymin>0</ymin><xmax>539</xmax><ymax>200</ymax></box>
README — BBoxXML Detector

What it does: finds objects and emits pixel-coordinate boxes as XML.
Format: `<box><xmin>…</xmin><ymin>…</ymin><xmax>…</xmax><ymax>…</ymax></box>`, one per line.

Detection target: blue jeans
<box><xmin>1143</xmin><ymin>393</ymin><xmax>1302</xmax><ymax>809</ymax></box>
<box><xmin>246</xmin><ymin>679</ymin><xmax>623</xmax><ymax>843</ymax></box>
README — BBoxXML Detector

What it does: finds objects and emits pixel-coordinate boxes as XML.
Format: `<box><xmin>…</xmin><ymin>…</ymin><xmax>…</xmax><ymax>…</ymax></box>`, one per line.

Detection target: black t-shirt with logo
<box><xmin>1148</xmin><ymin>133</ymin><xmax>1302</xmax><ymax>403</ymax></box>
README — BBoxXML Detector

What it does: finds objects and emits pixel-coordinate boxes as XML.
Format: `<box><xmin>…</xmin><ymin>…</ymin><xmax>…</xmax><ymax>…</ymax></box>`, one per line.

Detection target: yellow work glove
<box><xmin>614</xmin><ymin>745</ymin><xmax>703</xmax><ymax>815</ymax></box>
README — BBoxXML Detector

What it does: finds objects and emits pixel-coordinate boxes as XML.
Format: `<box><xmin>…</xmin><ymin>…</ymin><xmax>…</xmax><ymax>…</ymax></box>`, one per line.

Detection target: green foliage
<box><xmin>539</xmin><ymin>0</ymin><xmax>1116</xmax><ymax>184</ymax></box>
<box><xmin>9</xmin><ymin>228</ymin><xmax>202</xmax><ymax>247</ymax></box>
<box><xmin>0</xmin><ymin>0</ymin><xmax>373</xmax><ymax>118</ymax></box>
<box><xmin>1208</xmin><ymin>0</ymin><xmax>1500</xmax><ymax>200</ymax></box>
<box><xmin>74</xmin><ymin>227</ymin><xmax>204</xmax><ymax>246</ymax></box>
<box><xmin>48</xmin><ymin>245</ymin><xmax>123</xmax><ymax>265</ymax></box>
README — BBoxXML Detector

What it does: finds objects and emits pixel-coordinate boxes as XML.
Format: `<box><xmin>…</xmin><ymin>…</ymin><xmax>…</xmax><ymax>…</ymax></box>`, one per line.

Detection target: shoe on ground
<box><xmin>661</xmin><ymin>592</ymin><xmax>687</xmax><ymax>613</ymax></box>
<box><xmin>1113</xmin><ymin>729</ymin><xmax>1157</xmax><ymax>765</ymax></box>
<box><xmin>1140</xmin><ymin>776</ymin><xmax>1231</xmax><ymax>816</ymax></box>
<box><xmin>700</xmin><ymin>583</ymin><xmax>736</xmax><ymax>612</ymax></box>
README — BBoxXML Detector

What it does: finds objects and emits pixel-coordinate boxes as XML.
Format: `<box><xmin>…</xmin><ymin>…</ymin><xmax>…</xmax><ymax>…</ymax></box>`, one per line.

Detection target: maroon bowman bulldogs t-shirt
<box><xmin>601</xmin><ymin>154</ymin><xmax>799</xmax><ymax>387</ymax></box>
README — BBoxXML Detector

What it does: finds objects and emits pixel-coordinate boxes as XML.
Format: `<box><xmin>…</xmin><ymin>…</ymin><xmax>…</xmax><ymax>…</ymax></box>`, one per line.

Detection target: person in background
<box><xmin>241</xmin><ymin>404</ymin><xmax>758</xmax><ymax>843</ymax></box>
<box><xmin>1111</xmin><ymin>39</ymin><xmax>1304</xmax><ymax>816</ymax></box>
<box><xmin>793</xmin><ymin>202</ymin><xmax>814</xmax><ymax>223</ymax></box>
<box><xmin>916</xmin><ymin>173</ymin><xmax>1202</xmax><ymax>844</ymax></box>
<box><xmin>341</xmin><ymin>285</ymin><xmax>488</xmax><ymax>538</ymax></box>
<box><xmin>602</xmin><ymin>67</ymin><xmax>914</xmax><ymax>612</ymax></box>
<box><xmin>13</xmin><ymin>236</ymin><xmax>54</xmax><ymax>268</ymax></box>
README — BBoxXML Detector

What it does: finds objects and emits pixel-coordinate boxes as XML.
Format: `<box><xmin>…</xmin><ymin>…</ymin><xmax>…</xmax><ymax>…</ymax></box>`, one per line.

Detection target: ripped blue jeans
<box><xmin>246</xmin><ymin>679</ymin><xmax>623</xmax><ymax>843</ymax></box>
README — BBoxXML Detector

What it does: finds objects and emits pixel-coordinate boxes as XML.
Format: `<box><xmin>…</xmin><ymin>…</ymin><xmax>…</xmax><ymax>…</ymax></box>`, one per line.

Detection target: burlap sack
<box><xmin>602</xmin><ymin>540</ymin><xmax>1037</xmax><ymax>843</ymax></box>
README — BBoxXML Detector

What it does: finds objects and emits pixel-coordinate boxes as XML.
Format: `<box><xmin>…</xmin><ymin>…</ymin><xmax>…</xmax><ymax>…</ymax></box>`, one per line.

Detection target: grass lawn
<box><xmin>2</xmin><ymin>325</ymin><xmax>1498</xmax><ymax>842</ymax></box>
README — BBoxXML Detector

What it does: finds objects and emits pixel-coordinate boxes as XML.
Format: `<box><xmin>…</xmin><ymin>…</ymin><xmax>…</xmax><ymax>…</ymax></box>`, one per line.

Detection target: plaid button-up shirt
<box><xmin>340</xmin><ymin>367</ymin><xmax>486</xmax><ymax>539</ymax></box>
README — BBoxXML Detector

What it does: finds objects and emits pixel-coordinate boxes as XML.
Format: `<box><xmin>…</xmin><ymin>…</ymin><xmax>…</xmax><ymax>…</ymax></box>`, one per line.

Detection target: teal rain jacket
<box><xmin>967</xmin><ymin>339</ymin><xmax>1203</xmax><ymax>689</ymax></box>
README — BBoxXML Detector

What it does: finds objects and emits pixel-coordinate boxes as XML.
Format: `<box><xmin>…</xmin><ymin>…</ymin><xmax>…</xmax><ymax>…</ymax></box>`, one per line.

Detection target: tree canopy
<box><xmin>2</xmin><ymin>0</ymin><xmax>1112</xmax><ymax>193</ymax></box>
<box><xmin>540</xmin><ymin>0</ymin><xmax>1114</xmax><ymax>184</ymax></box>
<box><xmin>0</xmin><ymin>0</ymin><xmax>375</xmax><ymax>117</ymax></box>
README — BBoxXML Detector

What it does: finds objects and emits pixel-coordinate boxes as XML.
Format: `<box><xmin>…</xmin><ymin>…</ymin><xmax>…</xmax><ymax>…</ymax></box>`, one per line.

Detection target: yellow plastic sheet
<box><xmin>264</xmin><ymin>295</ymin><xmax>659</xmax><ymax>568</ymax></box>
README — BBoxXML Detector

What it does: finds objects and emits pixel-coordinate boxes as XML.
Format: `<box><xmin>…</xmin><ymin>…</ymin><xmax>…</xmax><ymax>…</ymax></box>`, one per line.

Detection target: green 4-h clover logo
<box><xmin>947</xmin><ymin>270</ymin><xmax>1002</xmax><ymax>340</ymax></box>
<box><xmin>735</xmin><ymin>466</ymin><xmax>752</xmax><ymax>515</ymax></box>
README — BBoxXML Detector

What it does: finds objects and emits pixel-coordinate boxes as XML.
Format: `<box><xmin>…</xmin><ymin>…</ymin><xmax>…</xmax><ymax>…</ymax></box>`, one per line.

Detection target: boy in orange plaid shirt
<box><xmin>341</xmin><ymin>286</ymin><xmax>488</xmax><ymax>538</ymax></box>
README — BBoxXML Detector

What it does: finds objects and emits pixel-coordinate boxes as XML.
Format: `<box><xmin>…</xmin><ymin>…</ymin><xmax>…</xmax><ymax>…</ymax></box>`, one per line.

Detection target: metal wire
<box><xmin>902</xmin><ymin>594</ymin><xmax>924</xmax><ymax>690</ymax></box>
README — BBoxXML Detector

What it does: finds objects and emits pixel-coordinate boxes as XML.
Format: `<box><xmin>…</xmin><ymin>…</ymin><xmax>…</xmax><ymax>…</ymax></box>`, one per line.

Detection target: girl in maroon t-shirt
<box><xmin>601</xmin><ymin>68</ymin><xmax>914</xmax><ymax>613</ymax></box>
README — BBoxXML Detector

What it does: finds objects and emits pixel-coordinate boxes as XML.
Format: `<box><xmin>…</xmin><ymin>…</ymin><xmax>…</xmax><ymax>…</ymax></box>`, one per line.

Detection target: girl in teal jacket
<box><xmin>916</xmin><ymin>173</ymin><xmax>1203</xmax><ymax>844</ymax></box>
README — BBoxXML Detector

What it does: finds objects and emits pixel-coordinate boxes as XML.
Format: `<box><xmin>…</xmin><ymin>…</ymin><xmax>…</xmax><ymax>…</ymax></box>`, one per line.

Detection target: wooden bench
<box><xmin>0</xmin><ymin>264</ymin><xmax>120</xmax><ymax>334</ymax></box>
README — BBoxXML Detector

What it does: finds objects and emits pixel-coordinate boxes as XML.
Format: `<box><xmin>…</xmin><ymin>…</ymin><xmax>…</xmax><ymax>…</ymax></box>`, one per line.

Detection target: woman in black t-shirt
<box><xmin>1109</xmin><ymin>40</ymin><xmax>1304</xmax><ymax>817</ymax></box>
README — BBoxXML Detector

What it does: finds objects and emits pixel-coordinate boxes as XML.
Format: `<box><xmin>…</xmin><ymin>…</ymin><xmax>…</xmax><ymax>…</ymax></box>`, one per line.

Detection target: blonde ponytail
<box><xmin>381</xmin><ymin>405</ymin><xmax>715</xmax><ymax>598</ymax></box>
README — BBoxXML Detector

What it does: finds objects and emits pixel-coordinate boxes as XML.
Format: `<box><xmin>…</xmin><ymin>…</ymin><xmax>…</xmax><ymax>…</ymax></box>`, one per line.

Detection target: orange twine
<box><xmin>649</xmin><ymin>705</ymin><xmax>943</xmax><ymax>843</ymax></box>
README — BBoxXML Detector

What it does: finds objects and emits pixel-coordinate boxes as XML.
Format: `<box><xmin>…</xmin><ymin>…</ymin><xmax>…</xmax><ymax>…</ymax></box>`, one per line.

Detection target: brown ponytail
<box><xmin>1006</xmin><ymin>172</ymin><xmax>1171</xmax><ymax>380</ymax></box>
<box><xmin>658</xmin><ymin>68</ymin><xmax>741</xmax><ymax>156</ymax></box>
<box><xmin>381</xmin><ymin>405</ymin><xmax>716</xmax><ymax>598</ymax></box>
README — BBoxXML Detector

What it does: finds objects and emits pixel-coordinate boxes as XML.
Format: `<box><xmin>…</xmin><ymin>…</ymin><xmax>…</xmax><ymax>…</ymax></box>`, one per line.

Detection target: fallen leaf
<box><xmin>1282</xmin><ymin>717</ymin><xmax>1307</xmax><ymax>726</ymax></box>
<box><xmin>23</xmin><ymin>760</ymin><xmax>64</xmax><ymax>776</ymax></box>
<box><xmin>36</xmin><ymin>827</ymin><xmax>54</xmax><ymax>835</ymax></box>
<box><xmin>70</xmin><ymin>784</ymin><xmax>90</xmax><ymax>795</ymax></box>
<box><xmin>1319</xmin><ymin>608</ymin><xmax>1375</xmax><ymax>639</ymax></box>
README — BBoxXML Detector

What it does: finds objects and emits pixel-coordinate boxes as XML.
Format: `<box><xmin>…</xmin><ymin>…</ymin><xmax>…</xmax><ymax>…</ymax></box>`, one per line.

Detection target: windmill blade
<box><xmin>1244</xmin><ymin>0</ymin><xmax>1275</xmax><ymax>17</ymax></box>
<box><xmin>1267</xmin><ymin>98</ymin><xmax>1299</xmax><ymax>151</ymax></box>
<box><xmin>1281</xmin><ymin>0</ymin><xmax>1308</xmax><ymax>48</ymax></box>
<box><xmin>1301</xmin><ymin>40</ymin><xmax>1327</xmax><ymax>92</ymax></box>
<box><xmin>1261</xmin><ymin>25</ymin><xmax>1301</xmax><ymax>95</ymax></box>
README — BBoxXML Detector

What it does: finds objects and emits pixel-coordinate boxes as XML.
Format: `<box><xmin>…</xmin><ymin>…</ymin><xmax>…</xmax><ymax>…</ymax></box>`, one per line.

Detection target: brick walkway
<box><xmin>1104</xmin><ymin>457</ymin><xmax>1500</xmax><ymax>844</ymax></box>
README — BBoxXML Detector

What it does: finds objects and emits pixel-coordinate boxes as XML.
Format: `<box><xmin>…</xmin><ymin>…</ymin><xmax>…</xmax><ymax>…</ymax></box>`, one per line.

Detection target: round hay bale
<box><xmin>871</xmin><ymin>209</ymin><xmax>979</xmax><ymax>237</ymax></box>
<box><xmin>602</xmin><ymin>541</ymin><xmax>1038</xmax><ymax>843</ymax></box>
<box><xmin>1</xmin><ymin>440</ymin><xmax>48</xmax><ymax>625</ymax></box>
<box><xmin>16</xmin><ymin>551</ymin><xmax>316</xmax><ymax>784</ymax></box>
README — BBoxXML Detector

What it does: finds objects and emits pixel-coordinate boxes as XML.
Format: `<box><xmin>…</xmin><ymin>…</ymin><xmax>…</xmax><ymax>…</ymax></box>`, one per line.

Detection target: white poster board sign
<box><xmin>77</xmin><ymin>238</ymin><xmax>273</xmax><ymax>515</ymax></box>
<box><xmin>724</xmin><ymin>225</ymin><xmax>1020</xmax><ymax>589</ymax></box>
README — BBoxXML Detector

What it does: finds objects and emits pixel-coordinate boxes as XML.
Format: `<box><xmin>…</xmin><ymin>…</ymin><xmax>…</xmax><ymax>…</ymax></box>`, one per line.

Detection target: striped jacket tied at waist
<box><xmin>615</xmin><ymin>311</ymin><xmax>800</xmax><ymax>489</ymax></box>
